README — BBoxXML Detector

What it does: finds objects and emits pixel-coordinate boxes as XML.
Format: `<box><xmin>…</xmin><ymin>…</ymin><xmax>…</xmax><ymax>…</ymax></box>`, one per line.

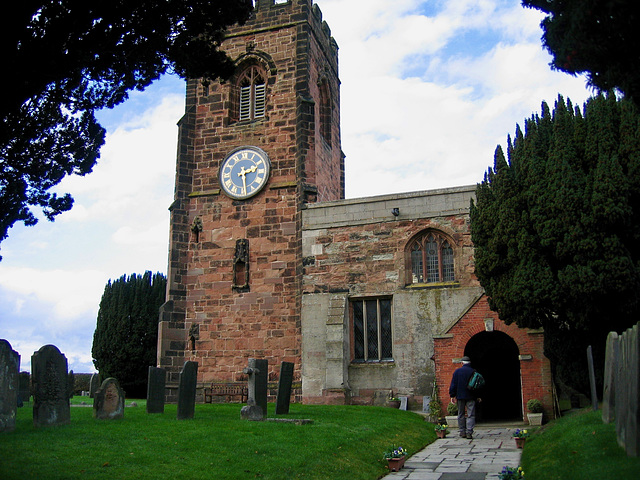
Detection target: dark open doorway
<box><xmin>465</xmin><ymin>331</ymin><xmax>522</xmax><ymax>422</ymax></box>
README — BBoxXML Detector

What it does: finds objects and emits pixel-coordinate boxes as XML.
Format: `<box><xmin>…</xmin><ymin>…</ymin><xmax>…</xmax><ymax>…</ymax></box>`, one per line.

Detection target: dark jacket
<box><xmin>449</xmin><ymin>363</ymin><xmax>475</xmax><ymax>400</ymax></box>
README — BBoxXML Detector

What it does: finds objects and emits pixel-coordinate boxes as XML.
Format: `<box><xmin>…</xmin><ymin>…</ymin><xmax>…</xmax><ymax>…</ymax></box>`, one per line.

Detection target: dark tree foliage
<box><xmin>523</xmin><ymin>0</ymin><xmax>640</xmax><ymax>104</ymax></box>
<box><xmin>92</xmin><ymin>271</ymin><xmax>167</xmax><ymax>398</ymax></box>
<box><xmin>471</xmin><ymin>93</ymin><xmax>640</xmax><ymax>393</ymax></box>
<box><xmin>0</xmin><ymin>1</ymin><xmax>253</xmax><ymax>257</ymax></box>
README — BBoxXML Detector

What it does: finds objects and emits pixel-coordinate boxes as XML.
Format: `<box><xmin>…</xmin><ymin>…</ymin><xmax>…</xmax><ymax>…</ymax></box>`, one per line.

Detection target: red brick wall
<box><xmin>434</xmin><ymin>295</ymin><xmax>553</xmax><ymax>419</ymax></box>
<box><xmin>159</xmin><ymin>0</ymin><xmax>343</xmax><ymax>386</ymax></box>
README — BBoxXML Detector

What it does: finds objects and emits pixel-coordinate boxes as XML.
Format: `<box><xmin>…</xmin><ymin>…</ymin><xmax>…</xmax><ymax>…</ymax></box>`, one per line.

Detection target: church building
<box><xmin>157</xmin><ymin>0</ymin><xmax>553</xmax><ymax>422</ymax></box>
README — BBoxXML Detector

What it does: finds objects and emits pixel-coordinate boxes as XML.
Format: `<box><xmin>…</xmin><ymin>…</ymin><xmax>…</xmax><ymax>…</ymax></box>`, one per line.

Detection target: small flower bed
<box><xmin>512</xmin><ymin>428</ymin><xmax>529</xmax><ymax>438</ymax></box>
<box><xmin>383</xmin><ymin>445</ymin><xmax>407</xmax><ymax>459</ymax></box>
<box><xmin>498</xmin><ymin>466</ymin><xmax>525</xmax><ymax>479</ymax></box>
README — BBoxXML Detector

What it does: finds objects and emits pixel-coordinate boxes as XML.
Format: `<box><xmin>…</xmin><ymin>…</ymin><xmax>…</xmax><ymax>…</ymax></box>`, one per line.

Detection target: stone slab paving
<box><xmin>381</xmin><ymin>427</ymin><xmax>522</xmax><ymax>480</ymax></box>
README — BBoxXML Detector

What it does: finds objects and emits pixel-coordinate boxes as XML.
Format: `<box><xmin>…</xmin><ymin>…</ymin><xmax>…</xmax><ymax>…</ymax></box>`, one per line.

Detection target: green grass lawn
<box><xmin>1</xmin><ymin>399</ymin><xmax>434</xmax><ymax>480</ymax></box>
<box><xmin>521</xmin><ymin>409</ymin><xmax>640</xmax><ymax>480</ymax></box>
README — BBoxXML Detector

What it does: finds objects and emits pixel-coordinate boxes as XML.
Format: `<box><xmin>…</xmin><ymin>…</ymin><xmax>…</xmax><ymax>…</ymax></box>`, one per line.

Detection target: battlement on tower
<box><xmin>230</xmin><ymin>0</ymin><xmax>338</xmax><ymax>70</ymax></box>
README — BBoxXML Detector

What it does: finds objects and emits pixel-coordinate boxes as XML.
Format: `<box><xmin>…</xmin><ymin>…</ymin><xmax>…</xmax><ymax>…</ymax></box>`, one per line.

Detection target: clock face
<box><xmin>218</xmin><ymin>146</ymin><xmax>271</xmax><ymax>200</ymax></box>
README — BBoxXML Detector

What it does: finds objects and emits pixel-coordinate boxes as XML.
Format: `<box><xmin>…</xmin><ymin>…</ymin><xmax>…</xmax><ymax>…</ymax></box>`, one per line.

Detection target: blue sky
<box><xmin>0</xmin><ymin>0</ymin><xmax>594</xmax><ymax>373</ymax></box>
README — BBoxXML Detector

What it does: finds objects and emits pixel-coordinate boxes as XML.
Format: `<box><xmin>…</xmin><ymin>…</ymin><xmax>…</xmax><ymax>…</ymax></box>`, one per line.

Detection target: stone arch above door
<box><xmin>432</xmin><ymin>294</ymin><xmax>554</xmax><ymax>422</ymax></box>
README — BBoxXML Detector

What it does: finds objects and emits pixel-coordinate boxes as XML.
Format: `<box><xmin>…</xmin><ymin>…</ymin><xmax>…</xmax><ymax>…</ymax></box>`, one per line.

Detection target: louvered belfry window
<box><xmin>238</xmin><ymin>65</ymin><xmax>266</xmax><ymax>122</ymax></box>
<box><xmin>409</xmin><ymin>231</ymin><xmax>455</xmax><ymax>284</ymax></box>
<box><xmin>352</xmin><ymin>297</ymin><xmax>393</xmax><ymax>362</ymax></box>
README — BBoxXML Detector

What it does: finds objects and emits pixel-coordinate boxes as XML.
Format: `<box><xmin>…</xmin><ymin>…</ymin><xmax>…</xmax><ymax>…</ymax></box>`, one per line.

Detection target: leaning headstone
<box><xmin>18</xmin><ymin>372</ymin><xmax>30</xmax><ymax>405</ymax></box>
<box><xmin>177</xmin><ymin>361</ymin><xmax>198</xmax><ymax>420</ymax></box>
<box><xmin>89</xmin><ymin>373</ymin><xmax>100</xmax><ymax>398</ymax></box>
<box><xmin>146</xmin><ymin>367</ymin><xmax>166</xmax><ymax>414</ymax></box>
<box><xmin>0</xmin><ymin>339</ymin><xmax>20</xmax><ymax>432</ymax></box>
<box><xmin>31</xmin><ymin>344</ymin><xmax>70</xmax><ymax>427</ymax></box>
<box><xmin>275</xmin><ymin>361</ymin><xmax>294</xmax><ymax>415</ymax></box>
<box><xmin>399</xmin><ymin>396</ymin><xmax>409</xmax><ymax>411</ymax></box>
<box><xmin>602</xmin><ymin>332</ymin><xmax>619</xmax><ymax>423</ymax></box>
<box><xmin>93</xmin><ymin>378</ymin><xmax>125</xmax><ymax>420</ymax></box>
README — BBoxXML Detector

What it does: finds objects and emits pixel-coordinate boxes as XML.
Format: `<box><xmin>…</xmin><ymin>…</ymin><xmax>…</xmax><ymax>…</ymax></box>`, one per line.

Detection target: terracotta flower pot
<box><xmin>515</xmin><ymin>437</ymin><xmax>526</xmax><ymax>448</ymax></box>
<box><xmin>387</xmin><ymin>456</ymin><xmax>405</xmax><ymax>471</ymax></box>
<box><xmin>436</xmin><ymin>430</ymin><xmax>447</xmax><ymax>438</ymax></box>
<box><xmin>388</xmin><ymin>400</ymin><xmax>400</xmax><ymax>409</ymax></box>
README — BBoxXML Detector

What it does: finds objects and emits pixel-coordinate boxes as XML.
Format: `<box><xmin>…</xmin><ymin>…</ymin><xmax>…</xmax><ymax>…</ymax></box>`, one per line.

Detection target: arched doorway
<box><xmin>465</xmin><ymin>331</ymin><xmax>522</xmax><ymax>422</ymax></box>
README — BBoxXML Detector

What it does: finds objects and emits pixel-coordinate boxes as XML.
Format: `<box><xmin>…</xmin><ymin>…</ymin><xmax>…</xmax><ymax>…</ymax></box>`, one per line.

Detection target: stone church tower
<box><xmin>157</xmin><ymin>0</ymin><xmax>343</xmax><ymax>396</ymax></box>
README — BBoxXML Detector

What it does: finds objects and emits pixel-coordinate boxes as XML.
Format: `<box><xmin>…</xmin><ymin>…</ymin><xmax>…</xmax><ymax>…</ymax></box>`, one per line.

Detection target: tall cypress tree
<box><xmin>471</xmin><ymin>93</ymin><xmax>640</xmax><ymax>393</ymax></box>
<box><xmin>92</xmin><ymin>271</ymin><xmax>166</xmax><ymax>398</ymax></box>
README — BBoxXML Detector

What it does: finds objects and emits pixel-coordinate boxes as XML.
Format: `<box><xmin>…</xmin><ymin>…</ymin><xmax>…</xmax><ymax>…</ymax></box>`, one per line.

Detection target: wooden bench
<box><xmin>203</xmin><ymin>383</ymin><xmax>248</xmax><ymax>403</ymax></box>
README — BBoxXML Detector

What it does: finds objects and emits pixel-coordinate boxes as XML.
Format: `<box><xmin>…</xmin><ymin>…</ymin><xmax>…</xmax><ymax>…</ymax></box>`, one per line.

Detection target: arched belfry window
<box><xmin>408</xmin><ymin>231</ymin><xmax>455</xmax><ymax>284</ymax></box>
<box><xmin>318</xmin><ymin>79</ymin><xmax>332</xmax><ymax>144</ymax></box>
<box><xmin>237</xmin><ymin>65</ymin><xmax>266</xmax><ymax>122</ymax></box>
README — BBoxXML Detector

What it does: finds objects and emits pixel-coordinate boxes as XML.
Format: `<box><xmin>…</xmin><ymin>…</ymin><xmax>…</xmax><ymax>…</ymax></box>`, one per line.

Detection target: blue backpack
<box><xmin>467</xmin><ymin>371</ymin><xmax>485</xmax><ymax>391</ymax></box>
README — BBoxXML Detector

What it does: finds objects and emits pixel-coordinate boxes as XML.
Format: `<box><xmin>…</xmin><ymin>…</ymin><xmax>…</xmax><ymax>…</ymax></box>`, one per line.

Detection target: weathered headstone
<box><xmin>241</xmin><ymin>358</ymin><xmax>268</xmax><ymax>420</ymax></box>
<box><xmin>177</xmin><ymin>361</ymin><xmax>198</xmax><ymax>420</ymax></box>
<box><xmin>31</xmin><ymin>344</ymin><xmax>71</xmax><ymax>427</ymax></box>
<box><xmin>18</xmin><ymin>371</ymin><xmax>30</xmax><ymax>405</ymax></box>
<box><xmin>587</xmin><ymin>345</ymin><xmax>599</xmax><ymax>411</ymax></box>
<box><xmin>275</xmin><ymin>361</ymin><xmax>294</xmax><ymax>415</ymax></box>
<box><xmin>615</xmin><ymin>323</ymin><xmax>640</xmax><ymax>457</ymax></box>
<box><xmin>89</xmin><ymin>373</ymin><xmax>100</xmax><ymax>398</ymax></box>
<box><xmin>146</xmin><ymin>367</ymin><xmax>166</xmax><ymax>414</ymax></box>
<box><xmin>422</xmin><ymin>396</ymin><xmax>431</xmax><ymax>415</ymax></box>
<box><xmin>0</xmin><ymin>339</ymin><xmax>20</xmax><ymax>432</ymax></box>
<box><xmin>602</xmin><ymin>332</ymin><xmax>619</xmax><ymax>423</ymax></box>
<box><xmin>399</xmin><ymin>396</ymin><xmax>409</xmax><ymax>411</ymax></box>
<box><xmin>93</xmin><ymin>377</ymin><xmax>125</xmax><ymax>420</ymax></box>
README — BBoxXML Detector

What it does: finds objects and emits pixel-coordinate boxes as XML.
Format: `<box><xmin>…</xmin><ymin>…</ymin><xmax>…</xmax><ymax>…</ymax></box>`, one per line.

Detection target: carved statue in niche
<box><xmin>191</xmin><ymin>217</ymin><xmax>203</xmax><ymax>242</ymax></box>
<box><xmin>188</xmin><ymin>324</ymin><xmax>199</xmax><ymax>351</ymax></box>
<box><xmin>233</xmin><ymin>239</ymin><xmax>250</xmax><ymax>291</ymax></box>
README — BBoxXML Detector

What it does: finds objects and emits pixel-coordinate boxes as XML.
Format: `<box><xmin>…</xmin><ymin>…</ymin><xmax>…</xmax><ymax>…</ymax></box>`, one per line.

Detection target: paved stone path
<box><xmin>380</xmin><ymin>427</ymin><xmax>523</xmax><ymax>480</ymax></box>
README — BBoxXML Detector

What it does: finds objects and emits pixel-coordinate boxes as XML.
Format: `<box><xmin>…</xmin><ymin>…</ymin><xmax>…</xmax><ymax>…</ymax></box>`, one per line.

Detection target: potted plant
<box><xmin>434</xmin><ymin>422</ymin><xmax>449</xmax><ymax>438</ymax></box>
<box><xmin>445</xmin><ymin>401</ymin><xmax>458</xmax><ymax>427</ymax></box>
<box><xmin>526</xmin><ymin>398</ymin><xmax>543</xmax><ymax>425</ymax></box>
<box><xmin>383</xmin><ymin>445</ymin><xmax>407</xmax><ymax>471</ymax></box>
<box><xmin>512</xmin><ymin>428</ymin><xmax>529</xmax><ymax>448</ymax></box>
<box><xmin>387</xmin><ymin>394</ymin><xmax>401</xmax><ymax>409</ymax></box>
<box><xmin>498</xmin><ymin>466</ymin><xmax>525</xmax><ymax>479</ymax></box>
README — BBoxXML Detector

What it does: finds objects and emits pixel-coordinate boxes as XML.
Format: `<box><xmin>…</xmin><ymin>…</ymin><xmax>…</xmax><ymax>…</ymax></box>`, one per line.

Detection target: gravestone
<box><xmin>241</xmin><ymin>358</ymin><xmax>268</xmax><ymax>420</ymax></box>
<box><xmin>0</xmin><ymin>339</ymin><xmax>20</xmax><ymax>432</ymax></box>
<box><xmin>19</xmin><ymin>372</ymin><xmax>30</xmax><ymax>404</ymax></box>
<box><xmin>68</xmin><ymin>370</ymin><xmax>75</xmax><ymax>399</ymax></box>
<box><xmin>602</xmin><ymin>332</ymin><xmax>619</xmax><ymax>423</ymax></box>
<box><xmin>31</xmin><ymin>344</ymin><xmax>71</xmax><ymax>427</ymax></box>
<box><xmin>587</xmin><ymin>346</ymin><xmax>599</xmax><ymax>411</ymax></box>
<box><xmin>399</xmin><ymin>396</ymin><xmax>409</xmax><ymax>411</ymax></box>
<box><xmin>177</xmin><ymin>361</ymin><xmax>198</xmax><ymax>420</ymax></box>
<box><xmin>146</xmin><ymin>367</ymin><xmax>166</xmax><ymax>414</ymax></box>
<box><xmin>93</xmin><ymin>377</ymin><xmax>125</xmax><ymax>420</ymax></box>
<box><xmin>89</xmin><ymin>373</ymin><xmax>100</xmax><ymax>398</ymax></box>
<box><xmin>275</xmin><ymin>361</ymin><xmax>294</xmax><ymax>415</ymax></box>
<box><xmin>422</xmin><ymin>396</ymin><xmax>431</xmax><ymax>415</ymax></box>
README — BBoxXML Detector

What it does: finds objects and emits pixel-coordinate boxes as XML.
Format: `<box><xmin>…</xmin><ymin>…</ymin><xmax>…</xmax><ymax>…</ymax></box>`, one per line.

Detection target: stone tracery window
<box><xmin>408</xmin><ymin>231</ymin><xmax>455</xmax><ymax>284</ymax></box>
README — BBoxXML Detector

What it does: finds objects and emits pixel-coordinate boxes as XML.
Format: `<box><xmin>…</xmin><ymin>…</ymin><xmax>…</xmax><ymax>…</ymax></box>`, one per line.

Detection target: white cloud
<box><xmin>0</xmin><ymin>267</ymin><xmax>105</xmax><ymax>323</ymax></box>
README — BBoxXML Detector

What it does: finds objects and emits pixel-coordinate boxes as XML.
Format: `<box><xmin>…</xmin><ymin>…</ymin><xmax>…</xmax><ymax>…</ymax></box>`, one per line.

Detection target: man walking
<box><xmin>449</xmin><ymin>355</ymin><xmax>479</xmax><ymax>439</ymax></box>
